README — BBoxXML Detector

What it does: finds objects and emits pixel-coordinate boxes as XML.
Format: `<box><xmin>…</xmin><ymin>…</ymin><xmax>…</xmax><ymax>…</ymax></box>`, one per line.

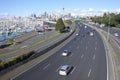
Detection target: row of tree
<box><xmin>91</xmin><ymin>13</ymin><xmax>120</xmax><ymax>28</ymax></box>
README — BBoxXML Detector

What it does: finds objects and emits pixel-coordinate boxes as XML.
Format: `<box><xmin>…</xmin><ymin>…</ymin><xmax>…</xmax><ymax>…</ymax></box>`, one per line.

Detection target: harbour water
<box><xmin>0</xmin><ymin>28</ymin><xmax>33</xmax><ymax>41</ymax></box>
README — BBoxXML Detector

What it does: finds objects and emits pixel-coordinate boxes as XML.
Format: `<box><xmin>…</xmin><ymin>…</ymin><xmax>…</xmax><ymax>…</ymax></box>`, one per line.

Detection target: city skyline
<box><xmin>0</xmin><ymin>0</ymin><xmax>120</xmax><ymax>17</ymax></box>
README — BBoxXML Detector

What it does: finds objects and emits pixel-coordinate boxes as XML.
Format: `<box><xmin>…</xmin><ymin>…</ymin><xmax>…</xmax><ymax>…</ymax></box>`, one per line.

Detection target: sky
<box><xmin>0</xmin><ymin>0</ymin><xmax>120</xmax><ymax>17</ymax></box>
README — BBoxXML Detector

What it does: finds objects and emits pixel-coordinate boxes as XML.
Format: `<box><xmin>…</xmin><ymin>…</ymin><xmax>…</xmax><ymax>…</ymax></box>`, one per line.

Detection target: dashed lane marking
<box><xmin>43</xmin><ymin>64</ymin><xmax>50</xmax><ymax>70</ymax></box>
<box><xmin>81</xmin><ymin>54</ymin><xmax>84</xmax><ymax>59</ymax></box>
<box><xmin>88</xmin><ymin>68</ymin><xmax>91</xmax><ymax>77</ymax></box>
<box><xmin>93</xmin><ymin>54</ymin><xmax>96</xmax><ymax>60</ymax></box>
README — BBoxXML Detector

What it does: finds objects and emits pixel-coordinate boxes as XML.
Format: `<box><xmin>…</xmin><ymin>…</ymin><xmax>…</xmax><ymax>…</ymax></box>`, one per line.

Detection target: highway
<box><xmin>12</xmin><ymin>22</ymin><xmax>107</xmax><ymax>80</ymax></box>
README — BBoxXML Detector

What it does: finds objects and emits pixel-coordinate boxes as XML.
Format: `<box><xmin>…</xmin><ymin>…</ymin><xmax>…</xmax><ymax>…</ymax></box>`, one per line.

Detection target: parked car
<box><xmin>38</xmin><ymin>30</ymin><xmax>45</xmax><ymax>35</ymax></box>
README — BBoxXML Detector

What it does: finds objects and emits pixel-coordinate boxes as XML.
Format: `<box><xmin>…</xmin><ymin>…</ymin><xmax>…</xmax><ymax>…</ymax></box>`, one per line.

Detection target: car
<box><xmin>38</xmin><ymin>30</ymin><xmax>45</xmax><ymax>35</ymax></box>
<box><xmin>114</xmin><ymin>33</ymin><xmax>119</xmax><ymax>37</ymax></box>
<box><xmin>100</xmin><ymin>24</ymin><xmax>105</xmax><ymax>28</ymax></box>
<box><xmin>62</xmin><ymin>50</ymin><xmax>70</xmax><ymax>56</ymax></box>
<box><xmin>76</xmin><ymin>33</ymin><xmax>79</xmax><ymax>36</ymax></box>
<box><xmin>85</xmin><ymin>26</ymin><xmax>87</xmax><ymax>28</ymax></box>
<box><xmin>59</xmin><ymin>65</ymin><xmax>73</xmax><ymax>76</ymax></box>
<box><xmin>90</xmin><ymin>32</ymin><xmax>94</xmax><ymax>36</ymax></box>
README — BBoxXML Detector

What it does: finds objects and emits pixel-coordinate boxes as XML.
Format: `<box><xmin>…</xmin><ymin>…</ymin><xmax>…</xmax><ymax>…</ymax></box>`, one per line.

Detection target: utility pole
<box><xmin>63</xmin><ymin>7</ymin><xmax>65</xmax><ymax>20</ymax></box>
<box><xmin>107</xmin><ymin>12</ymin><xmax>110</xmax><ymax>41</ymax></box>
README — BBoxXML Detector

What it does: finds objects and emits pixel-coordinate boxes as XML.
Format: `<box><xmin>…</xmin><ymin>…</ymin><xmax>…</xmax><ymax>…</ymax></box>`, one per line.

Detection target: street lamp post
<box><xmin>107</xmin><ymin>12</ymin><xmax>110</xmax><ymax>41</ymax></box>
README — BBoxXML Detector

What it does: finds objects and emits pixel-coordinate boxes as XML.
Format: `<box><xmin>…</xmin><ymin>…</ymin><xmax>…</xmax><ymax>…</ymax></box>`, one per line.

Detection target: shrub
<box><xmin>0</xmin><ymin>51</ymin><xmax>35</xmax><ymax>71</ymax></box>
<box><xmin>0</xmin><ymin>61</ymin><xmax>5</xmax><ymax>70</ymax></box>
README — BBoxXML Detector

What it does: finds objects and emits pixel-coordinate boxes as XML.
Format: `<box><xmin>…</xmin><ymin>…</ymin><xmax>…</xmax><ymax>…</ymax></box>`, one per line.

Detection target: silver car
<box><xmin>59</xmin><ymin>65</ymin><xmax>73</xmax><ymax>76</ymax></box>
<box><xmin>90</xmin><ymin>32</ymin><xmax>94</xmax><ymax>36</ymax></box>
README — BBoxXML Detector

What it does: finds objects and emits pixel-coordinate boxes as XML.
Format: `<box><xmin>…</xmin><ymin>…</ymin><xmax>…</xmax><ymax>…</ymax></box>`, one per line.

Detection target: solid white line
<box><xmin>71</xmin><ymin>67</ymin><xmax>76</xmax><ymax>74</ymax></box>
<box><xmin>81</xmin><ymin>54</ymin><xmax>84</xmax><ymax>59</ymax></box>
<box><xmin>88</xmin><ymin>68</ymin><xmax>91</xmax><ymax>77</ymax></box>
<box><xmin>93</xmin><ymin>55</ymin><xmax>96</xmax><ymax>60</ymax></box>
<box><xmin>43</xmin><ymin>64</ymin><xmax>50</xmax><ymax>70</ymax></box>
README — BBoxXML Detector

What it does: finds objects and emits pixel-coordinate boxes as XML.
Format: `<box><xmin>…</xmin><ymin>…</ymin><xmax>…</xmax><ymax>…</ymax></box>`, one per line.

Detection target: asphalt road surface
<box><xmin>12</xmin><ymin>22</ymin><xmax>107</xmax><ymax>80</ymax></box>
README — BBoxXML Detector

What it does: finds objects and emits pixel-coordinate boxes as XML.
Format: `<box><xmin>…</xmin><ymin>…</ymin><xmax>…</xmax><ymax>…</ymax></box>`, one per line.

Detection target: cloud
<box><xmin>61</xmin><ymin>8</ymin><xmax>112</xmax><ymax>16</ymax></box>
<box><xmin>88</xmin><ymin>8</ymin><xmax>93</xmax><ymax>12</ymax></box>
<box><xmin>1</xmin><ymin>8</ymin><xmax>120</xmax><ymax>17</ymax></box>
<box><xmin>114</xmin><ymin>8</ymin><xmax>120</xmax><ymax>13</ymax></box>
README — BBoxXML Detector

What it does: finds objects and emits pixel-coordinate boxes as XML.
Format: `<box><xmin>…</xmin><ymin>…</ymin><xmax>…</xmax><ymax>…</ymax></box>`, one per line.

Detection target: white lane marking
<box><xmin>43</xmin><ymin>64</ymin><xmax>50</xmax><ymax>70</ymax></box>
<box><xmin>95</xmin><ymin>47</ymin><xmax>97</xmax><ymax>50</ymax></box>
<box><xmin>93</xmin><ymin>54</ymin><xmax>96</xmax><ymax>60</ymax></box>
<box><xmin>81</xmin><ymin>54</ymin><xmax>84</xmax><ymax>59</ymax></box>
<box><xmin>71</xmin><ymin>67</ymin><xmax>76</xmax><ymax>74</ymax></box>
<box><xmin>56</xmin><ymin>66</ymin><xmax>61</xmax><ymax>72</ymax></box>
<box><xmin>88</xmin><ymin>68</ymin><xmax>91</xmax><ymax>77</ymax></box>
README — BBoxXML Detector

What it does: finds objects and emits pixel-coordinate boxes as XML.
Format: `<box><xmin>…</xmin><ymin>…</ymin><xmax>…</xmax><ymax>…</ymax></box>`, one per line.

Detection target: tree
<box><xmin>91</xmin><ymin>12</ymin><xmax>120</xmax><ymax>28</ymax></box>
<box><xmin>64</xmin><ymin>20</ymin><xmax>72</xmax><ymax>25</ymax></box>
<box><xmin>55</xmin><ymin>18</ymin><xmax>65</xmax><ymax>33</ymax></box>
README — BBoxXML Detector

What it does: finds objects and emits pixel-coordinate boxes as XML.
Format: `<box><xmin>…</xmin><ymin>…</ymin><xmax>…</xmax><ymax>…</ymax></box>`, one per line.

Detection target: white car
<box><xmin>62</xmin><ymin>50</ymin><xmax>70</xmax><ymax>56</ymax></box>
<box><xmin>59</xmin><ymin>65</ymin><xmax>73</xmax><ymax>76</ymax></box>
<box><xmin>114</xmin><ymin>33</ymin><xmax>119</xmax><ymax>37</ymax></box>
<box><xmin>76</xmin><ymin>33</ymin><xmax>79</xmax><ymax>36</ymax></box>
<box><xmin>90</xmin><ymin>32</ymin><xmax>94</xmax><ymax>36</ymax></box>
<box><xmin>85</xmin><ymin>26</ymin><xmax>87</xmax><ymax>28</ymax></box>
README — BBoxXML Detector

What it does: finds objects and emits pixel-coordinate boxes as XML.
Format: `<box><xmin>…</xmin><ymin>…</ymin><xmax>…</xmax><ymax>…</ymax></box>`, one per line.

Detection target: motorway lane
<box><xmin>13</xmin><ymin>23</ymin><xmax>107</xmax><ymax>80</ymax></box>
